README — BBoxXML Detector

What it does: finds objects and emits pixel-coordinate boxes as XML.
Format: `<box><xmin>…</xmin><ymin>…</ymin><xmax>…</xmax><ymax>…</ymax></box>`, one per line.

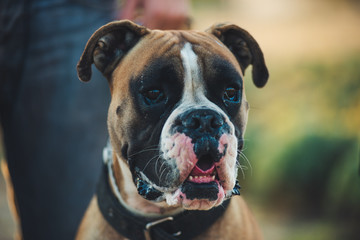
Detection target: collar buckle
<box><xmin>144</xmin><ymin>216</ymin><xmax>181</xmax><ymax>240</ymax></box>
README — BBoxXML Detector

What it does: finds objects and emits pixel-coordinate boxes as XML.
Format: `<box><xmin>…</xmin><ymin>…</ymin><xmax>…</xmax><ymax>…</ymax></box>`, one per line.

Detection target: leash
<box><xmin>97</xmin><ymin>143</ymin><xmax>231</xmax><ymax>240</ymax></box>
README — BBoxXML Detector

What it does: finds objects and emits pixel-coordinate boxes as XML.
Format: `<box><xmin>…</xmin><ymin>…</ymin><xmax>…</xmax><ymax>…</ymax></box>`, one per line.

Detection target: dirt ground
<box><xmin>1</xmin><ymin>0</ymin><xmax>359</xmax><ymax>239</ymax></box>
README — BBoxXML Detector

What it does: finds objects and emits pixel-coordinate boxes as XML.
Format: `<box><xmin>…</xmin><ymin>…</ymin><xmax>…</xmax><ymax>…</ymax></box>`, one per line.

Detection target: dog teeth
<box><xmin>188</xmin><ymin>175</ymin><xmax>217</xmax><ymax>181</ymax></box>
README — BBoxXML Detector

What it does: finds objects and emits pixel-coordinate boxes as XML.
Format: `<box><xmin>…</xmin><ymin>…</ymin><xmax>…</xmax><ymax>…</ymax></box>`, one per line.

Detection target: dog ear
<box><xmin>208</xmin><ymin>23</ymin><xmax>269</xmax><ymax>88</ymax></box>
<box><xmin>77</xmin><ymin>20</ymin><xmax>150</xmax><ymax>82</ymax></box>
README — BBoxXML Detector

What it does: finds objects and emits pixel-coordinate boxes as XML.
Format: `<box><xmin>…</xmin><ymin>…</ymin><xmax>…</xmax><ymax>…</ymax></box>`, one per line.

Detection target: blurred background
<box><xmin>1</xmin><ymin>0</ymin><xmax>359</xmax><ymax>239</ymax></box>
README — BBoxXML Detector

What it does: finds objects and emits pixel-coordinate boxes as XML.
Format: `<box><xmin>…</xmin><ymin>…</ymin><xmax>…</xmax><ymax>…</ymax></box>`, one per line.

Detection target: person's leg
<box><xmin>1</xmin><ymin>1</ymin><xmax>115</xmax><ymax>239</ymax></box>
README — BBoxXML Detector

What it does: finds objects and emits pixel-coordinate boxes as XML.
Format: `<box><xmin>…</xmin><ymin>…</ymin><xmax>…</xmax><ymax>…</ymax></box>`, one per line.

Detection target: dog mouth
<box><xmin>187</xmin><ymin>164</ymin><xmax>216</xmax><ymax>183</ymax></box>
<box><xmin>174</xmin><ymin>156</ymin><xmax>224</xmax><ymax>209</ymax></box>
<box><xmin>182</xmin><ymin>156</ymin><xmax>219</xmax><ymax>197</ymax></box>
<box><xmin>165</xmin><ymin>152</ymin><xmax>240</xmax><ymax>210</ymax></box>
<box><xmin>135</xmin><ymin>133</ymin><xmax>241</xmax><ymax>210</ymax></box>
<box><xmin>135</xmin><ymin>156</ymin><xmax>241</xmax><ymax>210</ymax></box>
<box><xmin>180</xmin><ymin>163</ymin><xmax>220</xmax><ymax>202</ymax></box>
<box><xmin>135</xmin><ymin>158</ymin><xmax>221</xmax><ymax>203</ymax></box>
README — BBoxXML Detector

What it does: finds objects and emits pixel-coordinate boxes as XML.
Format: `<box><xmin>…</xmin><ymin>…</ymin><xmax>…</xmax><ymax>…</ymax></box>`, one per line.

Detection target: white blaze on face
<box><xmin>161</xmin><ymin>43</ymin><xmax>236</xmax><ymax>143</ymax></box>
<box><xmin>179</xmin><ymin>43</ymin><xmax>237</xmax><ymax>129</ymax></box>
<box><xmin>158</xmin><ymin>42</ymin><xmax>238</xmax><ymax>209</ymax></box>
<box><xmin>180</xmin><ymin>42</ymin><xmax>205</xmax><ymax>103</ymax></box>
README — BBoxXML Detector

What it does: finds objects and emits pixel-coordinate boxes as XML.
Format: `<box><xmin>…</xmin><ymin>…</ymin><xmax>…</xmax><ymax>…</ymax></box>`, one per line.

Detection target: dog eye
<box><xmin>223</xmin><ymin>87</ymin><xmax>240</xmax><ymax>103</ymax></box>
<box><xmin>142</xmin><ymin>89</ymin><xmax>164</xmax><ymax>105</ymax></box>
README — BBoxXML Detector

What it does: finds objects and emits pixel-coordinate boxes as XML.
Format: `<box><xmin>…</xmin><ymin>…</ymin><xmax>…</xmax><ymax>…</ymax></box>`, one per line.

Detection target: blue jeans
<box><xmin>0</xmin><ymin>0</ymin><xmax>115</xmax><ymax>239</ymax></box>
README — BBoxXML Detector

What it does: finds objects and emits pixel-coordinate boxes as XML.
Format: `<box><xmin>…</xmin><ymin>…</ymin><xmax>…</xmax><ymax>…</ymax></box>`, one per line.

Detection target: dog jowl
<box><xmin>77</xmin><ymin>20</ymin><xmax>268</xmax><ymax>211</ymax></box>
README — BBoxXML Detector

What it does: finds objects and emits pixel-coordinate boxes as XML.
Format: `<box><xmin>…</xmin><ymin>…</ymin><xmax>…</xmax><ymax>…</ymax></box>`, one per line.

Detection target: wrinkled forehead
<box><xmin>111</xmin><ymin>30</ymin><xmax>242</xmax><ymax>94</ymax></box>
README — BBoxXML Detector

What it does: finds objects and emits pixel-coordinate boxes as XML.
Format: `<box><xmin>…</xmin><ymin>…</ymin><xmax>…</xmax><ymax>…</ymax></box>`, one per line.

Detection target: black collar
<box><xmin>96</xmin><ymin>164</ymin><xmax>231</xmax><ymax>240</ymax></box>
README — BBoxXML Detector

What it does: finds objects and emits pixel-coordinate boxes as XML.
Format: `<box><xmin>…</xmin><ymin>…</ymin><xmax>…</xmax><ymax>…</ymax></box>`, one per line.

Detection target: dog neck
<box><xmin>109</xmin><ymin>154</ymin><xmax>183</xmax><ymax>217</ymax></box>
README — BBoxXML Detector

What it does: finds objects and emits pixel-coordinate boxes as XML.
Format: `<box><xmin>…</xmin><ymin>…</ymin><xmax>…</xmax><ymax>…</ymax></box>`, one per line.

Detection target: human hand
<box><xmin>120</xmin><ymin>0</ymin><xmax>190</xmax><ymax>30</ymax></box>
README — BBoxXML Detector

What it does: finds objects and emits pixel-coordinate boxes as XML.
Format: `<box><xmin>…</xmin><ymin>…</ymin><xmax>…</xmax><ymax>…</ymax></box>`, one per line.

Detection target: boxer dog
<box><xmin>76</xmin><ymin>20</ymin><xmax>268</xmax><ymax>240</ymax></box>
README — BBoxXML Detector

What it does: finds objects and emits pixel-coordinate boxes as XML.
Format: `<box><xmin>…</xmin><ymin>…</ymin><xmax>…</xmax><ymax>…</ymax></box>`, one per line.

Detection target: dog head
<box><xmin>78</xmin><ymin>20</ymin><xmax>268</xmax><ymax>210</ymax></box>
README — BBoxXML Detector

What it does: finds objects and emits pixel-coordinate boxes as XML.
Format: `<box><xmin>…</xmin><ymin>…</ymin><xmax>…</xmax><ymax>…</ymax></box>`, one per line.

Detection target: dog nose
<box><xmin>178</xmin><ymin>109</ymin><xmax>224</xmax><ymax>134</ymax></box>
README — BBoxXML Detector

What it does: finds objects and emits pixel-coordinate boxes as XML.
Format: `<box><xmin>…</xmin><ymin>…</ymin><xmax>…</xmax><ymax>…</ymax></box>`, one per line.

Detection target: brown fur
<box><xmin>76</xmin><ymin>20</ymin><xmax>268</xmax><ymax>240</ymax></box>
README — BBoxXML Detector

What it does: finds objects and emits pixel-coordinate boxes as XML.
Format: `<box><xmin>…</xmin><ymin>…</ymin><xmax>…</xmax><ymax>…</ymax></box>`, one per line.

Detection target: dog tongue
<box><xmin>190</xmin><ymin>164</ymin><xmax>215</xmax><ymax>176</ymax></box>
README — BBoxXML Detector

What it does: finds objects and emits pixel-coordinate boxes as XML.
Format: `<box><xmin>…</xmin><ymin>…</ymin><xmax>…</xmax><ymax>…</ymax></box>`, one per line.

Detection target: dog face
<box><xmin>78</xmin><ymin>21</ymin><xmax>268</xmax><ymax>210</ymax></box>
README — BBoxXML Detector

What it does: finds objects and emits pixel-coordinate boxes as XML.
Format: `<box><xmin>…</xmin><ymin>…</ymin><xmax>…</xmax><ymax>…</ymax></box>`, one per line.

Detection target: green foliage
<box><xmin>325</xmin><ymin>142</ymin><xmax>360</xmax><ymax>218</ymax></box>
<box><xmin>241</xmin><ymin>53</ymin><xmax>360</xmax><ymax>238</ymax></box>
<box><xmin>268</xmin><ymin>134</ymin><xmax>358</xmax><ymax>216</ymax></box>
